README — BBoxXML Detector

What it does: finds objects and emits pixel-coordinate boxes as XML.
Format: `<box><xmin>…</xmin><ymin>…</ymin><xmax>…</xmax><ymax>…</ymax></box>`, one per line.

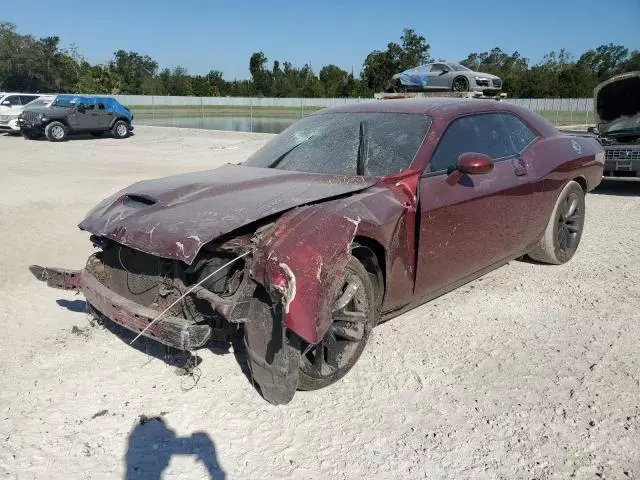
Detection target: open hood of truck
<box><xmin>594</xmin><ymin>71</ymin><xmax>640</xmax><ymax>138</ymax></box>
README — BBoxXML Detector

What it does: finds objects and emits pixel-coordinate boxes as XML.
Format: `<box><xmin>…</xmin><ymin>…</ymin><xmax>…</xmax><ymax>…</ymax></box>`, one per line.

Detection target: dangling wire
<box><xmin>129</xmin><ymin>250</ymin><xmax>253</xmax><ymax>346</ymax></box>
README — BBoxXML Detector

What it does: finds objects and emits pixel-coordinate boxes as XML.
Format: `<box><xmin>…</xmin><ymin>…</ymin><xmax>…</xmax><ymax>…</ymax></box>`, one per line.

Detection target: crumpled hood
<box><xmin>79</xmin><ymin>164</ymin><xmax>377</xmax><ymax>264</ymax></box>
<box><xmin>594</xmin><ymin>71</ymin><xmax>640</xmax><ymax>136</ymax></box>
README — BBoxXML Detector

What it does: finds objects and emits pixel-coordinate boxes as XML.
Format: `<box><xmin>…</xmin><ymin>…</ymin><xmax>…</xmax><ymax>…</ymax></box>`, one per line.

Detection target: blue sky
<box><xmin>3</xmin><ymin>0</ymin><xmax>638</xmax><ymax>79</ymax></box>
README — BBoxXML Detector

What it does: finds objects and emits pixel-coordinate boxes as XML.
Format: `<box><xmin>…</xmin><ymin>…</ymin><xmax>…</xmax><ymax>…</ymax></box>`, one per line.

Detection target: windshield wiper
<box><xmin>356</xmin><ymin>121</ymin><xmax>369</xmax><ymax>175</ymax></box>
<box><xmin>269</xmin><ymin>137</ymin><xmax>311</xmax><ymax>169</ymax></box>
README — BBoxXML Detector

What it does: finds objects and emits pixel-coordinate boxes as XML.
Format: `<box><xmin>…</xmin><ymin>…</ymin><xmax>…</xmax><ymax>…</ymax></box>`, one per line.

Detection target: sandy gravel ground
<box><xmin>0</xmin><ymin>127</ymin><xmax>638</xmax><ymax>480</ymax></box>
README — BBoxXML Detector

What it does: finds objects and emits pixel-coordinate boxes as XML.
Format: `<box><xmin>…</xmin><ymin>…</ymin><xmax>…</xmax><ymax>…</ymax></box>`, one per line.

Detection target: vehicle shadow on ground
<box><xmin>56</xmin><ymin>299</ymin><xmax>255</xmax><ymax>387</ymax></box>
<box><xmin>125</xmin><ymin>416</ymin><xmax>225</xmax><ymax>479</ymax></box>
<box><xmin>591</xmin><ymin>178</ymin><xmax>640</xmax><ymax>197</ymax></box>
<box><xmin>21</xmin><ymin>132</ymin><xmax>136</xmax><ymax>141</ymax></box>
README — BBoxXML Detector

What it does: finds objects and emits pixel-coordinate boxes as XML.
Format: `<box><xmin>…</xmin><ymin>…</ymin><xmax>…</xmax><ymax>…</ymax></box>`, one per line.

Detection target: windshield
<box><xmin>447</xmin><ymin>63</ymin><xmax>471</xmax><ymax>72</ymax></box>
<box><xmin>243</xmin><ymin>112</ymin><xmax>431</xmax><ymax>176</ymax></box>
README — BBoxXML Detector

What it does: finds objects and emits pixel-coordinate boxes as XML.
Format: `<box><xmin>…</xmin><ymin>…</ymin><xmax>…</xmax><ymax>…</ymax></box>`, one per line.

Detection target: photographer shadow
<box><xmin>125</xmin><ymin>416</ymin><xmax>225</xmax><ymax>479</ymax></box>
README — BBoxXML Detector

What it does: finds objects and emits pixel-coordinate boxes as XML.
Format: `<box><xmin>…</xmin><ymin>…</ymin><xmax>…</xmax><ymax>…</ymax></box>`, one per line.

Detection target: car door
<box><xmin>414</xmin><ymin>112</ymin><xmax>535</xmax><ymax>298</ymax></box>
<box><xmin>426</xmin><ymin>64</ymin><xmax>451</xmax><ymax>90</ymax></box>
<box><xmin>96</xmin><ymin>101</ymin><xmax>113</xmax><ymax>129</ymax></box>
<box><xmin>75</xmin><ymin>98</ymin><xmax>101</xmax><ymax>130</ymax></box>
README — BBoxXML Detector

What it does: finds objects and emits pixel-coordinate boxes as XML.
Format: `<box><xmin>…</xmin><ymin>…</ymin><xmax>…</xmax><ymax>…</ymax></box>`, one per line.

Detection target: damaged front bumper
<box><xmin>29</xmin><ymin>265</ymin><xmax>212</xmax><ymax>350</ymax></box>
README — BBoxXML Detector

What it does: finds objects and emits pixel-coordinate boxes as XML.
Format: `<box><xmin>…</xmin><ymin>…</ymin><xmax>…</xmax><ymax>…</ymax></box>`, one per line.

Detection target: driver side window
<box><xmin>428</xmin><ymin>113</ymin><xmax>517</xmax><ymax>173</ymax></box>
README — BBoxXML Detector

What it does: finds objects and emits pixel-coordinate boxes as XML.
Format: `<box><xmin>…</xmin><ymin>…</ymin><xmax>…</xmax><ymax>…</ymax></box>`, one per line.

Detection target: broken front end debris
<box><xmin>29</xmin><ymin>216</ymin><xmax>358</xmax><ymax>405</ymax></box>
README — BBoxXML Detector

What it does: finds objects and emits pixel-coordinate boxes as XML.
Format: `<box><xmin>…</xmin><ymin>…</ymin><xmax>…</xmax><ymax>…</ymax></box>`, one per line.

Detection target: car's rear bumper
<box><xmin>29</xmin><ymin>265</ymin><xmax>211</xmax><ymax>349</ymax></box>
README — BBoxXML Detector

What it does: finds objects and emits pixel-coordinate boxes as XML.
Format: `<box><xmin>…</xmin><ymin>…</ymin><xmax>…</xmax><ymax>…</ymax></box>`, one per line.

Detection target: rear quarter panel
<box><xmin>526</xmin><ymin>134</ymin><xmax>604</xmax><ymax>243</ymax></box>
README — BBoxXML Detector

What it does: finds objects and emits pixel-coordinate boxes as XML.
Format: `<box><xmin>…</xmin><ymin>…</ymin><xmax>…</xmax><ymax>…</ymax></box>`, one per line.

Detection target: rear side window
<box><xmin>428</xmin><ymin>113</ymin><xmax>520</xmax><ymax>173</ymax></box>
<box><xmin>3</xmin><ymin>95</ymin><xmax>21</xmax><ymax>106</ymax></box>
<box><xmin>501</xmin><ymin>113</ymin><xmax>537</xmax><ymax>152</ymax></box>
<box><xmin>20</xmin><ymin>95</ymin><xmax>38</xmax><ymax>105</ymax></box>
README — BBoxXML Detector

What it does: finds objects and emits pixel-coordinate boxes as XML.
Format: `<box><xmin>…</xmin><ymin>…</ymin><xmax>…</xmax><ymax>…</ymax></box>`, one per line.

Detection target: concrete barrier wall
<box><xmin>112</xmin><ymin>95</ymin><xmax>594</xmax><ymax>112</ymax></box>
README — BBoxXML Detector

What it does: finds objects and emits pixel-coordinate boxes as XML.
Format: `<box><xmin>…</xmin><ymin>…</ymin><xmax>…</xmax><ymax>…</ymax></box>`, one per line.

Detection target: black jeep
<box><xmin>18</xmin><ymin>95</ymin><xmax>134</xmax><ymax>142</ymax></box>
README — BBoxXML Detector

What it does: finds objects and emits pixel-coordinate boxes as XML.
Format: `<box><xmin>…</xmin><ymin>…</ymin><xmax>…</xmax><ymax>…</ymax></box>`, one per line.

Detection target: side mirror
<box><xmin>456</xmin><ymin>152</ymin><xmax>494</xmax><ymax>175</ymax></box>
<box><xmin>587</xmin><ymin>126</ymin><xmax>598</xmax><ymax>135</ymax></box>
<box><xmin>1</xmin><ymin>100</ymin><xmax>11</xmax><ymax>107</ymax></box>
<box><xmin>76</xmin><ymin>104</ymin><xmax>85</xmax><ymax>113</ymax></box>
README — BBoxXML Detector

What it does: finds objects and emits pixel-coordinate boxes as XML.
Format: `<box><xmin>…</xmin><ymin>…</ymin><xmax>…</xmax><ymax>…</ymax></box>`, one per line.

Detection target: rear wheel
<box><xmin>112</xmin><ymin>120</ymin><xmax>129</xmax><ymax>139</ymax></box>
<box><xmin>452</xmin><ymin>76</ymin><xmax>469</xmax><ymax>92</ymax></box>
<box><xmin>528</xmin><ymin>180</ymin><xmax>585</xmax><ymax>264</ymax></box>
<box><xmin>44</xmin><ymin>122</ymin><xmax>68</xmax><ymax>142</ymax></box>
<box><xmin>298</xmin><ymin>256</ymin><xmax>380</xmax><ymax>390</ymax></box>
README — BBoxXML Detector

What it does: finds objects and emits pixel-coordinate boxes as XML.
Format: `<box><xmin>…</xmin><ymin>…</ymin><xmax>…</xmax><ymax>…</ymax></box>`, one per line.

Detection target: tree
<box><xmin>319</xmin><ymin>64</ymin><xmax>349</xmax><ymax>97</ymax></box>
<box><xmin>361</xmin><ymin>28</ymin><xmax>431</xmax><ymax>91</ymax></box>
<box><xmin>578</xmin><ymin>44</ymin><xmax>630</xmax><ymax>82</ymax></box>
<box><xmin>249</xmin><ymin>51</ymin><xmax>272</xmax><ymax>96</ymax></box>
<box><xmin>109</xmin><ymin>50</ymin><xmax>158</xmax><ymax>94</ymax></box>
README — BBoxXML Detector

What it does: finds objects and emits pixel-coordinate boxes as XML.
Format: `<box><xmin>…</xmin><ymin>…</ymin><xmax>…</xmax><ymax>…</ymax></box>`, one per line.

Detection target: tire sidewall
<box><xmin>112</xmin><ymin>120</ymin><xmax>129</xmax><ymax>139</ymax></box>
<box><xmin>552</xmin><ymin>182</ymin><xmax>585</xmax><ymax>263</ymax></box>
<box><xmin>452</xmin><ymin>76</ymin><xmax>469</xmax><ymax>92</ymax></box>
<box><xmin>45</xmin><ymin>122</ymin><xmax>67</xmax><ymax>142</ymax></box>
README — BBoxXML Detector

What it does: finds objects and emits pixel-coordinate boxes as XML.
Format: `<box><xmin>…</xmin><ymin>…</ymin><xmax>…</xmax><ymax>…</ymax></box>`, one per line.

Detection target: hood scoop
<box><xmin>121</xmin><ymin>194</ymin><xmax>157</xmax><ymax>208</ymax></box>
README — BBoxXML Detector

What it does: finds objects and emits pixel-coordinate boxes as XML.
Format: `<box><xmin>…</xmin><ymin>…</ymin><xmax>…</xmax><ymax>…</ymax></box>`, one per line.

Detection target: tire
<box><xmin>90</xmin><ymin>131</ymin><xmax>104</xmax><ymax>137</ymax></box>
<box><xmin>21</xmin><ymin>130</ymin><xmax>40</xmax><ymax>140</ymax></box>
<box><xmin>452</xmin><ymin>76</ymin><xmax>469</xmax><ymax>92</ymax></box>
<box><xmin>44</xmin><ymin>122</ymin><xmax>68</xmax><ymax>142</ymax></box>
<box><xmin>112</xmin><ymin>120</ymin><xmax>129</xmax><ymax>139</ymax></box>
<box><xmin>298</xmin><ymin>255</ymin><xmax>380</xmax><ymax>391</ymax></box>
<box><xmin>528</xmin><ymin>180</ymin><xmax>585</xmax><ymax>264</ymax></box>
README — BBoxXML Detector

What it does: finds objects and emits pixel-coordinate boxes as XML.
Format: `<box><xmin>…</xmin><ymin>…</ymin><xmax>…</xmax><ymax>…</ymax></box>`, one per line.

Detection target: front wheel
<box><xmin>528</xmin><ymin>180</ymin><xmax>585</xmax><ymax>264</ymax></box>
<box><xmin>44</xmin><ymin>121</ymin><xmax>68</xmax><ymax>142</ymax></box>
<box><xmin>452</xmin><ymin>76</ymin><xmax>469</xmax><ymax>92</ymax></box>
<box><xmin>298</xmin><ymin>255</ymin><xmax>380</xmax><ymax>390</ymax></box>
<box><xmin>112</xmin><ymin>120</ymin><xmax>129</xmax><ymax>139</ymax></box>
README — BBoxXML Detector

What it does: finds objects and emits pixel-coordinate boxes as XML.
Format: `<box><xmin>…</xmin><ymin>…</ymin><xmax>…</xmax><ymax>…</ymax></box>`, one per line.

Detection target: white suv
<box><xmin>0</xmin><ymin>93</ymin><xmax>55</xmax><ymax>133</ymax></box>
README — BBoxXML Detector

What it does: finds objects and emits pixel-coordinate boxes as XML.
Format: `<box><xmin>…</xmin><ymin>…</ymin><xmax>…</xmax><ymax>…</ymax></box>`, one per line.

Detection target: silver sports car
<box><xmin>387</xmin><ymin>62</ymin><xmax>502</xmax><ymax>94</ymax></box>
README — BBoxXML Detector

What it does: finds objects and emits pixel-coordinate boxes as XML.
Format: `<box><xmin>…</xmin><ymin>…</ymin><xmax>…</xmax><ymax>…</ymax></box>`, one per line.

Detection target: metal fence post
<box><xmin>152</xmin><ymin>95</ymin><xmax>155</xmax><ymax>122</ymax></box>
<box><xmin>301</xmin><ymin>98</ymin><xmax>304</xmax><ymax>118</ymax></box>
<box><xmin>570</xmin><ymin>99</ymin><xmax>573</xmax><ymax>125</ymax></box>
<box><xmin>250</xmin><ymin>97</ymin><xmax>253</xmax><ymax>133</ymax></box>
<box><xmin>585</xmin><ymin>100</ymin><xmax>590</xmax><ymax>125</ymax></box>
<box><xmin>201</xmin><ymin>96</ymin><xmax>204</xmax><ymax>120</ymax></box>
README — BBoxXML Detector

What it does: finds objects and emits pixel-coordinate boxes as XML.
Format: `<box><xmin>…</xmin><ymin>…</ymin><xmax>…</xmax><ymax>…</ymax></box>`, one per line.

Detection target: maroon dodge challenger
<box><xmin>31</xmin><ymin>99</ymin><xmax>604</xmax><ymax>404</ymax></box>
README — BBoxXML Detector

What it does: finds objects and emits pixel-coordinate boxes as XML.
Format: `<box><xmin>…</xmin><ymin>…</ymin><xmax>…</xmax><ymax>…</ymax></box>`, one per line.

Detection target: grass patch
<box><xmin>128</xmin><ymin>104</ymin><xmax>594</xmax><ymax>126</ymax></box>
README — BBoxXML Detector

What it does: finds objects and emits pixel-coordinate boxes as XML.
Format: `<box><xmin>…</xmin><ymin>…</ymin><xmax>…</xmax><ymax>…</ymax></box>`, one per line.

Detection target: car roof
<box><xmin>317</xmin><ymin>98</ymin><xmax>514</xmax><ymax>117</ymax></box>
<box><xmin>315</xmin><ymin>98</ymin><xmax>557</xmax><ymax>136</ymax></box>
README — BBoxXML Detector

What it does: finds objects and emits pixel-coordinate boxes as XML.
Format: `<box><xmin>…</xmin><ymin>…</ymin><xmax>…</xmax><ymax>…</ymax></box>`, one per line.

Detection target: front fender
<box><xmin>251</xmin><ymin>205</ymin><xmax>361</xmax><ymax>344</ymax></box>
